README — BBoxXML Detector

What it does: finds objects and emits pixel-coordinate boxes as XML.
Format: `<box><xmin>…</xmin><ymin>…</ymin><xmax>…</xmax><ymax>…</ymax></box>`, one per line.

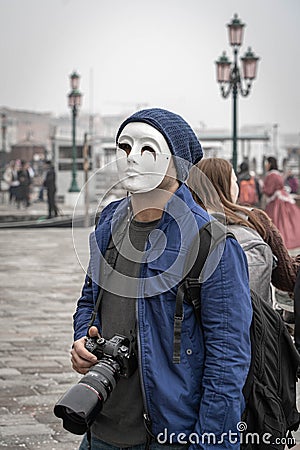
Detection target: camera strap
<box><xmin>87</xmin><ymin>215</ymin><xmax>132</xmax><ymax>336</ymax></box>
<box><xmin>87</xmin><ymin>426</ymin><xmax>92</xmax><ymax>450</ymax></box>
<box><xmin>87</xmin><ymin>286</ymin><xmax>104</xmax><ymax>336</ymax></box>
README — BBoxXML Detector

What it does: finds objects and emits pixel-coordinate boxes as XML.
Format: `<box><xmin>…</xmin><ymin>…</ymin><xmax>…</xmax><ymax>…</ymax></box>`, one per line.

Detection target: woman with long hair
<box><xmin>263</xmin><ymin>156</ymin><xmax>300</xmax><ymax>249</ymax></box>
<box><xmin>188</xmin><ymin>157</ymin><xmax>300</xmax><ymax>294</ymax></box>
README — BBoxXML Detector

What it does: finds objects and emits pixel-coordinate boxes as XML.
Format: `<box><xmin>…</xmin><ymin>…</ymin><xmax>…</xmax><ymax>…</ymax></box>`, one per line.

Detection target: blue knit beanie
<box><xmin>116</xmin><ymin>108</ymin><xmax>203</xmax><ymax>181</ymax></box>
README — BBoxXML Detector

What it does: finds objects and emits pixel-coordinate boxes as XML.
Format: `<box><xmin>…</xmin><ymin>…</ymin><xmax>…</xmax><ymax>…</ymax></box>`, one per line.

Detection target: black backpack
<box><xmin>173</xmin><ymin>220</ymin><xmax>300</xmax><ymax>449</ymax></box>
<box><xmin>294</xmin><ymin>268</ymin><xmax>300</xmax><ymax>354</ymax></box>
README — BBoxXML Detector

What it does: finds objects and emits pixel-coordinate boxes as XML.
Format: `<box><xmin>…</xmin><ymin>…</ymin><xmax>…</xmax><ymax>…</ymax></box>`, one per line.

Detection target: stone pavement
<box><xmin>1</xmin><ymin>203</ymin><xmax>300</xmax><ymax>448</ymax></box>
<box><xmin>0</xmin><ymin>198</ymin><xmax>82</xmax><ymax>219</ymax></box>
<box><xmin>0</xmin><ymin>226</ymin><xmax>91</xmax><ymax>449</ymax></box>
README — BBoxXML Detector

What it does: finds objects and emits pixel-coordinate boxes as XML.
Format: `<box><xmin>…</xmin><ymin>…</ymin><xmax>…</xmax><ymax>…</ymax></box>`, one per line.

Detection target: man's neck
<box><xmin>131</xmin><ymin>180</ymin><xmax>180</xmax><ymax>222</ymax></box>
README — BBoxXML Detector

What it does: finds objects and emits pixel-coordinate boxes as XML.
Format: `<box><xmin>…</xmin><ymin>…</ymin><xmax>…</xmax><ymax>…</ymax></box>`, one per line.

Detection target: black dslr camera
<box><xmin>54</xmin><ymin>334</ymin><xmax>137</xmax><ymax>435</ymax></box>
<box><xmin>85</xmin><ymin>334</ymin><xmax>137</xmax><ymax>379</ymax></box>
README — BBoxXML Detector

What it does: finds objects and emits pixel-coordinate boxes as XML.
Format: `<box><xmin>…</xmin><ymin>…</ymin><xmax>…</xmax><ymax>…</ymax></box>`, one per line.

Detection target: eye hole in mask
<box><xmin>118</xmin><ymin>143</ymin><xmax>131</xmax><ymax>155</ymax></box>
<box><xmin>118</xmin><ymin>143</ymin><xmax>156</xmax><ymax>159</ymax></box>
<box><xmin>141</xmin><ymin>146</ymin><xmax>156</xmax><ymax>159</ymax></box>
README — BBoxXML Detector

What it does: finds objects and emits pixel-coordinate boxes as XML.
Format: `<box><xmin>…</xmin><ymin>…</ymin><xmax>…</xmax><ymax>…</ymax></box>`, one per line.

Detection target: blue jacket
<box><xmin>73</xmin><ymin>184</ymin><xmax>252</xmax><ymax>449</ymax></box>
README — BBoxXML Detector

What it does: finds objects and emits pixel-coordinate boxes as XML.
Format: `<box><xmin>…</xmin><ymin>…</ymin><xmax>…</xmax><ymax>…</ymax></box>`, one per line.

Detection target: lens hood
<box><xmin>54</xmin><ymin>384</ymin><xmax>102</xmax><ymax>435</ymax></box>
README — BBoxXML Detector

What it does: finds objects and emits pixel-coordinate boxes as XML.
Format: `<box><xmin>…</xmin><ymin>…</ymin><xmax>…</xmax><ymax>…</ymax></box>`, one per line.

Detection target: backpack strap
<box><xmin>294</xmin><ymin>268</ymin><xmax>300</xmax><ymax>355</ymax></box>
<box><xmin>173</xmin><ymin>220</ymin><xmax>235</xmax><ymax>363</ymax></box>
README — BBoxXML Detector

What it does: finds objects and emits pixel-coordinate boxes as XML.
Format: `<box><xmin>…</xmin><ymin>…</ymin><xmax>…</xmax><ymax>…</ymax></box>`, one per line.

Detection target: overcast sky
<box><xmin>1</xmin><ymin>0</ymin><xmax>299</xmax><ymax>134</ymax></box>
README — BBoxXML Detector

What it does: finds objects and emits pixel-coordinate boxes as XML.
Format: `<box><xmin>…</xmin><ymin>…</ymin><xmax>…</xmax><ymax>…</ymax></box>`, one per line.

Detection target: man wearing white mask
<box><xmin>70</xmin><ymin>109</ymin><xmax>252</xmax><ymax>450</ymax></box>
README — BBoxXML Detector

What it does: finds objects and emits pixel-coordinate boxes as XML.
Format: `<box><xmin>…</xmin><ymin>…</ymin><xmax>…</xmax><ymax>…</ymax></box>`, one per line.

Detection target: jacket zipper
<box><xmin>136</xmin><ymin>296</ymin><xmax>153</xmax><ymax>435</ymax></box>
<box><xmin>136</xmin><ymin>233</ymin><xmax>156</xmax><ymax>437</ymax></box>
<box><xmin>135</xmin><ymin>219</ymin><xmax>165</xmax><ymax>438</ymax></box>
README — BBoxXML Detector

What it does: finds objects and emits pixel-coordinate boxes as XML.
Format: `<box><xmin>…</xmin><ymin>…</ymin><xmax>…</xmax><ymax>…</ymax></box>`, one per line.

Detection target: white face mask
<box><xmin>116</xmin><ymin>122</ymin><xmax>172</xmax><ymax>193</ymax></box>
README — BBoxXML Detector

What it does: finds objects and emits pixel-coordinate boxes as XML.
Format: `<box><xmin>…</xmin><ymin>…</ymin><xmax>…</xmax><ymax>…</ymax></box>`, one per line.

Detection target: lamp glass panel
<box><xmin>74</xmin><ymin>93</ymin><xmax>82</xmax><ymax>107</ymax></box>
<box><xmin>217</xmin><ymin>63</ymin><xmax>231</xmax><ymax>82</ymax></box>
<box><xmin>68</xmin><ymin>94</ymin><xmax>75</xmax><ymax>107</ymax></box>
<box><xmin>242</xmin><ymin>59</ymin><xmax>257</xmax><ymax>80</ymax></box>
<box><xmin>70</xmin><ymin>74</ymin><xmax>79</xmax><ymax>90</ymax></box>
<box><xmin>228</xmin><ymin>26</ymin><xmax>244</xmax><ymax>46</ymax></box>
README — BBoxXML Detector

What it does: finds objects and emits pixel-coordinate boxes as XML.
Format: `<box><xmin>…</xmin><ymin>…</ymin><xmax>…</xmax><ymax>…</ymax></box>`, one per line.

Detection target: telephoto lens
<box><xmin>54</xmin><ymin>357</ymin><xmax>120</xmax><ymax>434</ymax></box>
<box><xmin>54</xmin><ymin>334</ymin><xmax>137</xmax><ymax>434</ymax></box>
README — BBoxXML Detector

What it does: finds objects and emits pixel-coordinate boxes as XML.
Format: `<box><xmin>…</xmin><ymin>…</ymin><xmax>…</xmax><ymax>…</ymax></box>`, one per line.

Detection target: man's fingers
<box><xmin>88</xmin><ymin>326</ymin><xmax>100</xmax><ymax>338</ymax></box>
<box><xmin>71</xmin><ymin>359</ymin><xmax>90</xmax><ymax>375</ymax></box>
<box><xmin>70</xmin><ymin>336</ymin><xmax>98</xmax><ymax>375</ymax></box>
<box><xmin>72</xmin><ymin>342</ymin><xmax>98</xmax><ymax>363</ymax></box>
<box><xmin>71</xmin><ymin>346</ymin><xmax>97</xmax><ymax>375</ymax></box>
<box><xmin>71</xmin><ymin>348</ymin><xmax>94</xmax><ymax>367</ymax></box>
<box><xmin>71</xmin><ymin>350</ymin><xmax>94</xmax><ymax>374</ymax></box>
<box><xmin>70</xmin><ymin>330</ymin><xmax>102</xmax><ymax>374</ymax></box>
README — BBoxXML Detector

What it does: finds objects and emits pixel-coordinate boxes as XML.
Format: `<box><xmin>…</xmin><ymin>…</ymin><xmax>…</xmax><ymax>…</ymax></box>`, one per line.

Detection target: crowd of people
<box><xmin>59</xmin><ymin>108</ymin><xmax>300</xmax><ymax>450</ymax></box>
<box><xmin>3</xmin><ymin>159</ymin><xmax>34</xmax><ymax>208</ymax></box>
<box><xmin>2</xmin><ymin>158</ymin><xmax>58</xmax><ymax>218</ymax></box>
<box><xmin>233</xmin><ymin>156</ymin><xmax>300</xmax><ymax>250</ymax></box>
<box><xmin>263</xmin><ymin>156</ymin><xmax>300</xmax><ymax>250</ymax></box>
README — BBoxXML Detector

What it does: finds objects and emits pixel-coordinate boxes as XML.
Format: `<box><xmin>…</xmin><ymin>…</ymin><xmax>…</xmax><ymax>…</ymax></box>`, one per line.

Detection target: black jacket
<box><xmin>43</xmin><ymin>167</ymin><xmax>56</xmax><ymax>191</ymax></box>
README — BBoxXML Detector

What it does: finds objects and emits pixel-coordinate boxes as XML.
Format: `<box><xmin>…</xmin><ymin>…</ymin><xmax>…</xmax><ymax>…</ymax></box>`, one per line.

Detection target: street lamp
<box><xmin>0</xmin><ymin>113</ymin><xmax>7</xmax><ymax>178</ymax></box>
<box><xmin>1</xmin><ymin>113</ymin><xmax>7</xmax><ymax>154</ymax></box>
<box><xmin>67</xmin><ymin>71</ymin><xmax>82</xmax><ymax>192</ymax></box>
<box><xmin>215</xmin><ymin>14</ymin><xmax>259</xmax><ymax>172</ymax></box>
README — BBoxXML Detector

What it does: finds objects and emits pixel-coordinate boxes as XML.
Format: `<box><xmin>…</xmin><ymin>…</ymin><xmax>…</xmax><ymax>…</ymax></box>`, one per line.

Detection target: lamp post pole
<box><xmin>232</xmin><ymin>48</ymin><xmax>238</xmax><ymax>171</ymax></box>
<box><xmin>68</xmin><ymin>71</ymin><xmax>82</xmax><ymax>193</ymax></box>
<box><xmin>70</xmin><ymin>106</ymin><xmax>78</xmax><ymax>192</ymax></box>
<box><xmin>215</xmin><ymin>14</ymin><xmax>259</xmax><ymax>173</ymax></box>
<box><xmin>1</xmin><ymin>113</ymin><xmax>7</xmax><ymax>173</ymax></box>
<box><xmin>1</xmin><ymin>113</ymin><xmax>7</xmax><ymax>154</ymax></box>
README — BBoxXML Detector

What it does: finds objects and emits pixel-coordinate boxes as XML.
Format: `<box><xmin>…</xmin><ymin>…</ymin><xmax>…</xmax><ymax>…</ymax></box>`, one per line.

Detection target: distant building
<box><xmin>11</xmin><ymin>134</ymin><xmax>47</xmax><ymax>162</ymax></box>
<box><xmin>1</xmin><ymin>106</ymin><xmax>299</xmax><ymax>202</ymax></box>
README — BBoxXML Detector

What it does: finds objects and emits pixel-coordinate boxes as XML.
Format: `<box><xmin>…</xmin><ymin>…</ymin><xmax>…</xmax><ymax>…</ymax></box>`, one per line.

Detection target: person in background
<box><xmin>263</xmin><ymin>156</ymin><xmax>300</xmax><ymax>249</ymax></box>
<box><xmin>284</xmin><ymin>170</ymin><xmax>299</xmax><ymax>195</ymax></box>
<box><xmin>26</xmin><ymin>162</ymin><xmax>35</xmax><ymax>179</ymax></box>
<box><xmin>237</xmin><ymin>161</ymin><xmax>261</xmax><ymax>207</ymax></box>
<box><xmin>3</xmin><ymin>160</ymin><xmax>19</xmax><ymax>204</ymax></box>
<box><xmin>188</xmin><ymin>157</ymin><xmax>300</xmax><ymax>295</ymax></box>
<box><xmin>16</xmin><ymin>160</ymin><xmax>32</xmax><ymax>208</ymax></box>
<box><xmin>43</xmin><ymin>160</ymin><xmax>58</xmax><ymax>219</ymax></box>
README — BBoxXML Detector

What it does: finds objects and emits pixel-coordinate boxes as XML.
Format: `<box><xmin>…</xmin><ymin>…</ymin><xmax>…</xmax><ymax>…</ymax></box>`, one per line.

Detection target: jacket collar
<box><xmin>91</xmin><ymin>184</ymin><xmax>201</xmax><ymax>289</ymax></box>
<box><xmin>110</xmin><ymin>183</ymin><xmax>196</xmax><ymax>225</ymax></box>
<box><xmin>162</xmin><ymin>183</ymin><xmax>197</xmax><ymax>221</ymax></box>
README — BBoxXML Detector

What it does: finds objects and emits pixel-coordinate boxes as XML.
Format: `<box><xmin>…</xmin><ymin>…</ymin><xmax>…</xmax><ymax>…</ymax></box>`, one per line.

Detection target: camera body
<box><xmin>85</xmin><ymin>334</ymin><xmax>137</xmax><ymax>379</ymax></box>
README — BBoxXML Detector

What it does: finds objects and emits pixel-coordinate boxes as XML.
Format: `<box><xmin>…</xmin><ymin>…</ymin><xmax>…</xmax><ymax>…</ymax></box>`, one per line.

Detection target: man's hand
<box><xmin>71</xmin><ymin>326</ymin><xmax>100</xmax><ymax>374</ymax></box>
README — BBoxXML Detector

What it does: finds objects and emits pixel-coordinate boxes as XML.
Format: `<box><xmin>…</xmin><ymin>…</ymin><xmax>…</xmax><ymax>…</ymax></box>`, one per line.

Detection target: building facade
<box><xmin>1</xmin><ymin>106</ymin><xmax>299</xmax><ymax>203</ymax></box>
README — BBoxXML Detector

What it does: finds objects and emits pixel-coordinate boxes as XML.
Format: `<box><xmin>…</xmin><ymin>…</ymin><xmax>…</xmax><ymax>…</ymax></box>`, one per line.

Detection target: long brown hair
<box><xmin>187</xmin><ymin>157</ymin><xmax>266</xmax><ymax>239</ymax></box>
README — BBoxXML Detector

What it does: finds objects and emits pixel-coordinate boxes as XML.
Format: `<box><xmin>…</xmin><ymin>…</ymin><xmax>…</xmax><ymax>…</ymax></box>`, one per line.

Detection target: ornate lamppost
<box><xmin>1</xmin><ymin>113</ymin><xmax>7</xmax><ymax>172</ymax></box>
<box><xmin>215</xmin><ymin>14</ymin><xmax>259</xmax><ymax>172</ymax></box>
<box><xmin>1</xmin><ymin>113</ymin><xmax>7</xmax><ymax>154</ymax></box>
<box><xmin>67</xmin><ymin>71</ymin><xmax>82</xmax><ymax>192</ymax></box>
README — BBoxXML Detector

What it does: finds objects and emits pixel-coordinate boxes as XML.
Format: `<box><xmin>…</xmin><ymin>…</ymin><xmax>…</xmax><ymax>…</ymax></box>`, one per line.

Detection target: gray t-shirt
<box><xmin>91</xmin><ymin>218</ymin><xmax>159</xmax><ymax>446</ymax></box>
